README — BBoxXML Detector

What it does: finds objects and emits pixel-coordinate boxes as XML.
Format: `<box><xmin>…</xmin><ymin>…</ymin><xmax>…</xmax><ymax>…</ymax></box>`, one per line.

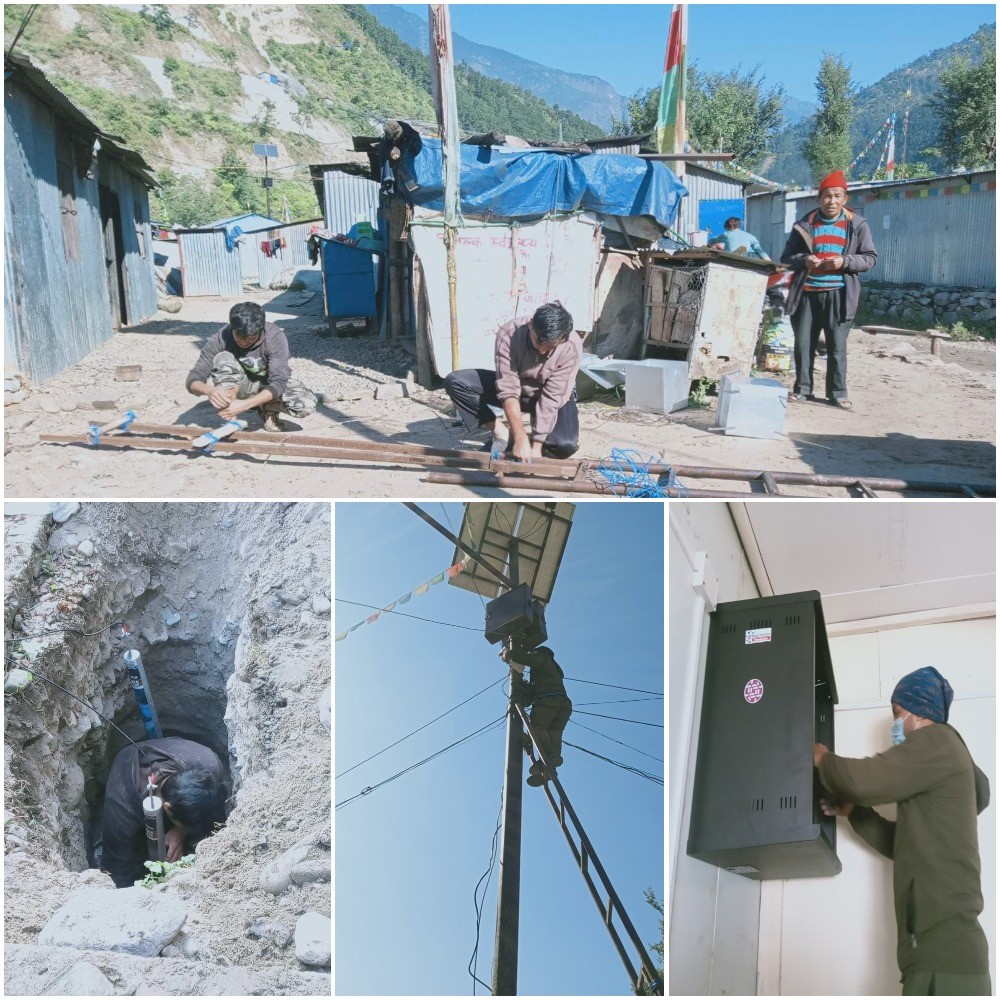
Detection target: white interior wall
<box><xmin>761</xmin><ymin>617</ymin><xmax>997</xmax><ymax>995</ymax></box>
<box><xmin>669</xmin><ymin>503</ymin><xmax>761</xmax><ymax>995</ymax></box>
<box><xmin>671</xmin><ymin>502</ymin><xmax>996</xmax><ymax>997</ymax></box>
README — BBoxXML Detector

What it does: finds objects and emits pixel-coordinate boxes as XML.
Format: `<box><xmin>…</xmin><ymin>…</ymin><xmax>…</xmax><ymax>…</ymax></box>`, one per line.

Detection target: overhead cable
<box><xmin>336</xmin><ymin>676</ymin><xmax>505</xmax><ymax>778</ymax></box>
<box><xmin>336</xmin><ymin>715</ymin><xmax>506</xmax><ymax>811</ymax></box>
<box><xmin>574</xmin><ymin>710</ymin><xmax>664</xmax><ymax>729</ymax></box>
<box><xmin>335</xmin><ymin>598</ymin><xmax>481</xmax><ymax>633</ymax></box>
<box><xmin>565</xmin><ymin>740</ymin><xmax>663</xmax><ymax>786</ymax></box>
<box><xmin>568</xmin><ymin>719</ymin><xmax>664</xmax><ymax>764</ymax></box>
<box><xmin>574</xmin><ymin>696</ymin><xmax>664</xmax><ymax>708</ymax></box>
<box><xmin>564</xmin><ymin>676</ymin><xmax>663</xmax><ymax>696</ymax></box>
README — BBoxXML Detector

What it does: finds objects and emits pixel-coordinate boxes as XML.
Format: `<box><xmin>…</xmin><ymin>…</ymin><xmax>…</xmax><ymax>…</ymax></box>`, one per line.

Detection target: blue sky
<box><xmin>335</xmin><ymin>502</ymin><xmax>664</xmax><ymax>996</ymax></box>
<box><xmin>399</xmin><ymin>4</ymin><xmax>994</xmax><ymax>102</ymax></box>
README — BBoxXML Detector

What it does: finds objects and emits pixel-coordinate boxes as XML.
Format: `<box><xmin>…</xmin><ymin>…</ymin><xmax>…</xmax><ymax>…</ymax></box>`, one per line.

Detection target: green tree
<box><xmin>640</xmin><ymin>888</ymin><xmax>664</xmax><ymax>996</ymax></box>
<box><xmin>612</xmin><ymin>66</ymin><xmax>784</xmax><ymax>168</ymax></box>
<box><xmin>141</xmin><ymin>4</ymin><xmax>174</xmax><ymax>40</ymax></box>
<box><xmin>215</xmin><ymin>148</ymin><xmax>257</xmax><ymax>213</ymax></box>
<box><xmin>927</xmin><ymin>28</ymin><xmax>996</xmax><ymax>168</ymax></box>
<box><xmin>687</xmin><ymin>66</ymin><xmax>784</xmax><ymax>168</ymax></box>
<box><xmin>803</xmin><ymin>54</ymin><xmax>856</xmax><ymax>183</ymax></box>
<box><xmin>153</xmin><ymin>169</ymin><xmax>233</xmax><ymax>227</ymax></box>
<box><xmin>252</xmin><ymin>98</ymin><xmax>278</xmax><ymax>140</ymax></box>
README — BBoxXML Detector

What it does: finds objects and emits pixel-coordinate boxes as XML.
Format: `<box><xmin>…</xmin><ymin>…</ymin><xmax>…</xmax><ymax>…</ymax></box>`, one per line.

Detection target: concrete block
<box><xmin>294</xmin><ymin>912</ymin><xmax>331</xmax><ymax>966</ymax></box>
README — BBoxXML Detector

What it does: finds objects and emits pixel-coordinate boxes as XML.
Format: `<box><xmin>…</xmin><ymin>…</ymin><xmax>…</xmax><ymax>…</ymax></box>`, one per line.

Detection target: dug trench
<box><xmin>3</xmin><ymin>503</ymin><xmax>331</xmax><ymax>996</ymax></box>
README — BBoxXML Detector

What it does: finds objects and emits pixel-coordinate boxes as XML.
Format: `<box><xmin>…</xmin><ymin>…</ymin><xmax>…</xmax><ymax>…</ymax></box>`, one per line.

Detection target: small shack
<box><xmin>363</xmin><ymin>122</ymin><xmax>688</xmax><ymax>384</ymax></box>
<box><xmin>4</xmin><ymin>54</ymin><xmax>158</xmax><ymax>382</ymax></box>
<box><xmin>203</xmin><ymin>213</ymin><xmax>281</xmax><ymax>285</ymax></box>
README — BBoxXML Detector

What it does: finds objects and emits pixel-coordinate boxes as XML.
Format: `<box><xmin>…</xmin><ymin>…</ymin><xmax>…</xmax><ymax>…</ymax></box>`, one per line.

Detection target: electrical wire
<box><xmin>6</xmin><ymin>4</ymin><xmax>38</xmax><ymax>58</ymax></box>
<box><xmin>335</xmin><ymin>599</ymin><xmax>481</xmax><ymax>633</ymax></box>
<box><xmin>568</xmin><ymin>719</ymin><xmax>663</xmax><ymax>764</ymax></box>
<box><xmin>574</xmin><ymin>710</ymin><xmax>663</xmax><ymax>729</ymax></box>
<box><xmin>564</xmin><ymin>676</ymin><xmax>663</xmax><ymax>697</ymax></box>
<box><xmin>336</xmin><ymin>676</ymin><xmax>505</xmax><ymax>778</ymax></box>
<box><xmin>6</xmin><ymin>665</ymin><xmax>154</xmax><ymax>765</ymax></box>
<box><xmin>336</xmin><ymin>715</ymin><xmax>506</xmax><ymax>811</ymax></box>
<box><xmin>564</xmin><ymin>740</ymin><xmax>663</xmax><ymax>786</ymax></box>
<box><xmin>574</xmin><ymin>696</ymin><xmax>664</xmax><ymax>708</ymax></box>
<box><xmin>4</xmin><ymin>621</ymin><xmax>126</xmax><ymax>643</ymax></box>
<box><xmin>469</xmin><ymin>787</ymin><xmax>503</xmax><ymax>996</ymax></box>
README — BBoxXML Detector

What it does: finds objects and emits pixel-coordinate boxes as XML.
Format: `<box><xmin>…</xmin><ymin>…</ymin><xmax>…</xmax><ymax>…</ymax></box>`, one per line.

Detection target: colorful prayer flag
<box><xmin>656</xmin><ymin>5</ymin><xmax>687</xmax><ymax>159</ymax></box>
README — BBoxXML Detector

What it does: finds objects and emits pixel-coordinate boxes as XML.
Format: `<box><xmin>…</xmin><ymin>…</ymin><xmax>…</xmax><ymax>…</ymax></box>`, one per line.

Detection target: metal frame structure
<box><xmin>41</xmin><ymin>423</ymin><xmax>994</xmax><ymax>498</ymax></box>
<box><xmin>518</xmin><ymin>704</ymin><xmax>663</xmax><ymax>996</ymax></box>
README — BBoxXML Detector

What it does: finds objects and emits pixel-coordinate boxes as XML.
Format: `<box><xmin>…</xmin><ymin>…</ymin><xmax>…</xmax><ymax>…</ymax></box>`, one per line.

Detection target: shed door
<box><xmin>99</xmin><ymin>185</ymin><xmax>127</xmax><ymax>328</ymax></box>
<box><xmin>698</xmin><ymin>198</ymin><xmax>746</xmax><ymax>242</ymax></box>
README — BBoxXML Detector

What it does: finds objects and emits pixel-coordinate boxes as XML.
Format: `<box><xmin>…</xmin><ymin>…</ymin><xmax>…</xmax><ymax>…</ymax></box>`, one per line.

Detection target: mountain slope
<box><xmin>767</xmin><ymin>23</ymin><xmax>995</xmax><ymax>184</ymax></box>
<box><xmin>365</xmin><ymin>3</ymin><xmax>625</xmax><ymax>129</ymax></box>
<box><xmin>2</xmin><ymin>3</ymin><xmax>603</xmax><ymax>226</ymax></box>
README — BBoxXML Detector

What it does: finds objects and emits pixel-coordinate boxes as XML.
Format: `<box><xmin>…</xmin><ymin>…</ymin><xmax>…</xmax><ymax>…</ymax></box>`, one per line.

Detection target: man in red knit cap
<box><xmin>780</xmin><ymin>169</ymin><xmax>878</xmax><ymax>410</ymax></box>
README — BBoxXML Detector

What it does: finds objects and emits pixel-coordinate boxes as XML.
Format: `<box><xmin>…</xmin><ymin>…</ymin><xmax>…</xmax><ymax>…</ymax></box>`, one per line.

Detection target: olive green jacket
<box><xmin>818</xmin><ymin>725</ymin><xmax>990</xmax><ymax>977</ymax></box>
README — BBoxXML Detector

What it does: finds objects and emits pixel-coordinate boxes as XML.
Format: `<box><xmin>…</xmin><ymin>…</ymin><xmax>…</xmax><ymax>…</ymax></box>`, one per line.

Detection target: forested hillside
<box><xmin>2</xmin><ymin>4</ymin><xmax>602</xmax><ymax>226</ymax></box>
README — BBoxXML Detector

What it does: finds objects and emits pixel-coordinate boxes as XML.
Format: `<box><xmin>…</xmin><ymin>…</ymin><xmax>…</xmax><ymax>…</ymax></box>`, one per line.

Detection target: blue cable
<box><xmin>593</xmin><ymin>449</ymin><xmax>689</xmax><ymax>499</ymax></box>
<box><xmin>121</xmin><ymin>409</ymin><xmax>137</xmax><ymax>431</ymax></box>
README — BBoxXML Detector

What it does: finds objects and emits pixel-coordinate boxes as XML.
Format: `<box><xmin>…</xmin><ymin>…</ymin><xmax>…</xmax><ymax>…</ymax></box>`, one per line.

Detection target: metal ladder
<box><xmin>516</xmin><ymin>703</ymin><xmax>664</xmax><ymax>996</ymax></box>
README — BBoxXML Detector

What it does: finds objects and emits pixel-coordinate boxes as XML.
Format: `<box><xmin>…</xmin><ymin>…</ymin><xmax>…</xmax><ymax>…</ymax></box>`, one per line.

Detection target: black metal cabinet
<box><xmin>686</xmin><ymin>591</ymin><xmax>841</xmax><ymax>880</ymax></box>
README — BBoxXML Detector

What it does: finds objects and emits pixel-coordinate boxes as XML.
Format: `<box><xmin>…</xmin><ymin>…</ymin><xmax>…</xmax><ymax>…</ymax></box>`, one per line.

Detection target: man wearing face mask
<box><xmin>812</xmin><ymin>667</ymin><xmax>991</xmax><ymax>996</ymax></box>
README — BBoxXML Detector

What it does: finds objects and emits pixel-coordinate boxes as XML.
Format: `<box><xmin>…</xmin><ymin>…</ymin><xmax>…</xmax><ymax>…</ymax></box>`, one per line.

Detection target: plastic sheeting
<box><xmin>398</xmin><ymin>136</ymin><xmax>687</xmax><ymax>228</ymax></box>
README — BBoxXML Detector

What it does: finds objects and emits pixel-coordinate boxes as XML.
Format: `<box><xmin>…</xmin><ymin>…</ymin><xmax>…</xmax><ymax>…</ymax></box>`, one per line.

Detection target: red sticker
<box><xmin>744</xmin><ymin>678</ymin><xmax>764</xmax><ymax>703</ymax></box>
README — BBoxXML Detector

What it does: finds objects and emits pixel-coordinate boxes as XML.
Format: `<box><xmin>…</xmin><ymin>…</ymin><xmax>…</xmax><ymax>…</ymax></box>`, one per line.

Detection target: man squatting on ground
<box><xmin>444</xmin><ymin>302</ymin><xmax>583</xmax><ymax>461</ymax></box>
<box><xmin>186</xmin><ymin>302</ymin><xmax>317</xmax><ymax>432</ymax></box>
<box><xmin>780</xmin><ymin>169</ymin><xmax>878</xmax><ymax>410</ymax></box>
<box><xmin>101</xmin><ymin>736</ymin><xmax>226</xmax><ymax>888</ymax></box>
<box><xmin>504</xmin><ymin>645</ymin><xmax>573</xmax><ymax>787</ymax></box>
<box><xmin>814</xmin><ymin>667</ymin><xmax>991</xmax><ymax>995</ymax></box>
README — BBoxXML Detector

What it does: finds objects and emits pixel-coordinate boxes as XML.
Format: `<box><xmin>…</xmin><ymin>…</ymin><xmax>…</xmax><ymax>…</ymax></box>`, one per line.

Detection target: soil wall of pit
<box><xmin>4</xmin><ymin>502</ymin><xmax>331</xmax><ymax>987</ymax></box>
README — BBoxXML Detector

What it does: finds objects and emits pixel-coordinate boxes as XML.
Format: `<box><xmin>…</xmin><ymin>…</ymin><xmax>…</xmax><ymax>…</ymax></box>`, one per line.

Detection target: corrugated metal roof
<box><xmin>205</xmin><ymin>213</ymin><xmax>282</xmax><ymax>232</ymax></box>
<box><xmin>4</xmin><ymin>53</ymin><xmax>157</xmax><ymax>187</ymax></box>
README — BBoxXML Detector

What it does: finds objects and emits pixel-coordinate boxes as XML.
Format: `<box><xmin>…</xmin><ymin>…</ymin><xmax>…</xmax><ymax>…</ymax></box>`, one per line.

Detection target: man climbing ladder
<box><xmin>505</xmin><ymin>646</ymin><xmax>573</xmax><ymax>787</ymax></box>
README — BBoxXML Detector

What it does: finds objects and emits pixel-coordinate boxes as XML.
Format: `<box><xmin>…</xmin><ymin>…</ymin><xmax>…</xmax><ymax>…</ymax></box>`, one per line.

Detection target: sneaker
<box><xmin>263</xmin><ymin>413</ymin><xmax>286</xmax><ymax>433</ymax></box>
<box><xmin>549</xmin><ymin>755</ymin><xmax>563</xmax><ymax>768</ymax></box>
<box><xmin>526</xmin><ymin>772</ymin><xmax>546</xmax><ymax>787</ymax></box>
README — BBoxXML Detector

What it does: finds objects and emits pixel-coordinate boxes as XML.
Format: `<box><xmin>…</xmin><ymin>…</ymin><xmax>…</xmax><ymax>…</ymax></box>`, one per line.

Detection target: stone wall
<box><xmin>861</xmin><ymin>283</ymin><xmax>996</xmax><ymax>332</ymax></box>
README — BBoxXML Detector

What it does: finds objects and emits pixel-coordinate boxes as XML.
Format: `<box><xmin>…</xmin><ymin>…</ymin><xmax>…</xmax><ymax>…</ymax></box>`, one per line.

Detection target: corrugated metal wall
<box><xmin>100</xmin><ymin>157</ymin><xmax>157</xmax><ymax>325</ymax></box>
<box><xmin>255</xmin><ymin>219</ymin><xmax>323</xmax><ymax>289</ymax></box>
<box><xmin>322</xmin><ymin>170</ymin><xmax>379</xmax><ymax>235</ymax></box>
<box><xmin>4</xmin><ymin>80</ymin><xmax>113</xmax><ymax>381</ymax></box>
<box><xmin>747</xmin><ymin>172</ymin><xmax>996</xmax><ymax>288</ymax></box>
<box><xmin>676</xmin><ymin>165</ymin><xmax>747</xmax><ymax>241</ymax></box>
<box><xmin>177</xmin><ymin>229</ymin><xmax>243</xmax><ymax>297</ymax></box>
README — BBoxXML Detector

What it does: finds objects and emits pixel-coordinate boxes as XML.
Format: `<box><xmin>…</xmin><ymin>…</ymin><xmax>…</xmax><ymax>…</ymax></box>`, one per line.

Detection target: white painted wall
<box><xmin>761</xmin><ymin>617</ymin><xmax>996</xmax><ymax>995</ymax></box>
<box><xmin>669</xmin><ymin>503</ymin><xmax>761</xmax><ymax>995</ymax></box>
<box><xmin>670</xmin><ymin>502</ymin><xmax>996</xmax><ymax>997</ymax></box>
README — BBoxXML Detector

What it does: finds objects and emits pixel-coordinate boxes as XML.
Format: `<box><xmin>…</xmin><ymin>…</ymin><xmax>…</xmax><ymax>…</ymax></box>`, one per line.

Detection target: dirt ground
<box><xmin>4</xmin><ymin>269</ymin><xmax>995</xmax><ymax>497</ymax></box>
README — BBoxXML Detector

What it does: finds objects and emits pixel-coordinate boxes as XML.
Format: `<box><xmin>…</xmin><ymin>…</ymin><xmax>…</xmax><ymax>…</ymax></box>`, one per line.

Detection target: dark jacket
<box><xmin>520</xmin><ymin>648</ymin><xmax>567</xmax><ymax>702</ymax></box>
<box><xmin>780</xmin><ymin>207</ymin><xmax>878</xmax><ymax>321</ymax></box>
<box><xmin>818</xmin><ymin>725</ymin><xmax>990</xmax><ymax>977</ymax></box>
<box><xmin>101</xmin><ymin>737</ymin><xmax>224</xmax><ymax>889</ymax></box>
<box><xmin>186</xmin><ymin>321</ymin><xmax>292</xmax><ymax>399</ymax></box>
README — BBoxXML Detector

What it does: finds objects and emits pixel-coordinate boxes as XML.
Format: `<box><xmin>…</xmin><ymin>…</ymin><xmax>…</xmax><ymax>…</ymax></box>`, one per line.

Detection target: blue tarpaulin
<box><xmin>397</xmin><ymin>136</ymin><xmax>687</xmax><ymax>229</ymax></box>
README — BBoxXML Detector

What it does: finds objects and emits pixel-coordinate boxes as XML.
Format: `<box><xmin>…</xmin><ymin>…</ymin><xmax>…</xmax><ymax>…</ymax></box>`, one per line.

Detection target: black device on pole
<box><xmin>686</xmin><ymin>590</ymin><xmax>841</xmax><ymax>879</ymax></box>
<box><xmin>484</xmin><ymin>583</ymin><xmax>547</xmax><ymax>652</ymax></box>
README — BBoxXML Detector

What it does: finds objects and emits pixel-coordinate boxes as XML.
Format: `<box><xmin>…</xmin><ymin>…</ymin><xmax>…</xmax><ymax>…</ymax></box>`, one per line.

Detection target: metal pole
<box><xmin>401</xmin><ymin>502</ymin><xmax>516</xmax><ymax>589</ymax></box>
<box><xmin>265</xmin><ymin>155</ymin><xmax>272</xmax><ymax>219</ymax></box>
<box><xmin>491</xmin><ymin>664</ymin><xmax>524</xmax><ymax>996</ymax></box>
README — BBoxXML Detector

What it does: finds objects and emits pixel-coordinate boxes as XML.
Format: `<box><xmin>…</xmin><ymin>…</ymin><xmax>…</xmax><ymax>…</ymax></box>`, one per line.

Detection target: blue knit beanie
<box><xmin>891</xmin><ymin>667</ymin><xmax>954</xmax><ymax>724</ymax></box>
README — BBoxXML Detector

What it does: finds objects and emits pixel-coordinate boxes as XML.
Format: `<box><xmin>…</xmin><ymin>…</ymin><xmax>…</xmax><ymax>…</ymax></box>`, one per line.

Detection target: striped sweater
<box><xmin>803</xmin><ymin>210</ymin><xmax>848</xmax><ymax>291</ymax></box>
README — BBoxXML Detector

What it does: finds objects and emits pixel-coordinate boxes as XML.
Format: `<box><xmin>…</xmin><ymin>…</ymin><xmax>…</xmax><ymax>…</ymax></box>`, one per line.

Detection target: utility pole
<box><xmin>491</xmin><ymin>655</ymin><xmax>524</xmax><ymax>995</ymax></box>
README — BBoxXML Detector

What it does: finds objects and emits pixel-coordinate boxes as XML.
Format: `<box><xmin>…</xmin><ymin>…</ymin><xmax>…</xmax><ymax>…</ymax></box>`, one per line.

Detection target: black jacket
<box><xmin>101</xmin><ymin>737</ymin><xmax>224</xmax><ymax>888</ymax></box>
<box><xmin>780</xmin><ymin>207</ymin><xmax>878</xmax><ymax>321</ymax></box>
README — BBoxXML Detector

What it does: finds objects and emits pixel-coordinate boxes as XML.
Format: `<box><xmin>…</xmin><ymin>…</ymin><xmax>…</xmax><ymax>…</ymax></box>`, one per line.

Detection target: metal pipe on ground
<box><xmin>424</xmin><ymin>470</ymin><xmax>750</xmax><ymax>497</ymax></box>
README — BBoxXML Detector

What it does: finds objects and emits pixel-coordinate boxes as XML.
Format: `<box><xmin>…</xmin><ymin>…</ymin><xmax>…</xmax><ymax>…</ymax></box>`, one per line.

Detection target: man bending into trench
<box><xmin>101</xmin><ymin>736</ymin><xmax>226</xmax><ymax>888</ymax></box>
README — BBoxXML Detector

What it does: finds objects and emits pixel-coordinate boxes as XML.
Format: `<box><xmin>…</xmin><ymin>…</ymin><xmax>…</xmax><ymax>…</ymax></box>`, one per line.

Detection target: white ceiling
<box><xmin>732</xmin><ymin>502</ymin><xmax>996</xmax><ymax>627</ymax></box>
